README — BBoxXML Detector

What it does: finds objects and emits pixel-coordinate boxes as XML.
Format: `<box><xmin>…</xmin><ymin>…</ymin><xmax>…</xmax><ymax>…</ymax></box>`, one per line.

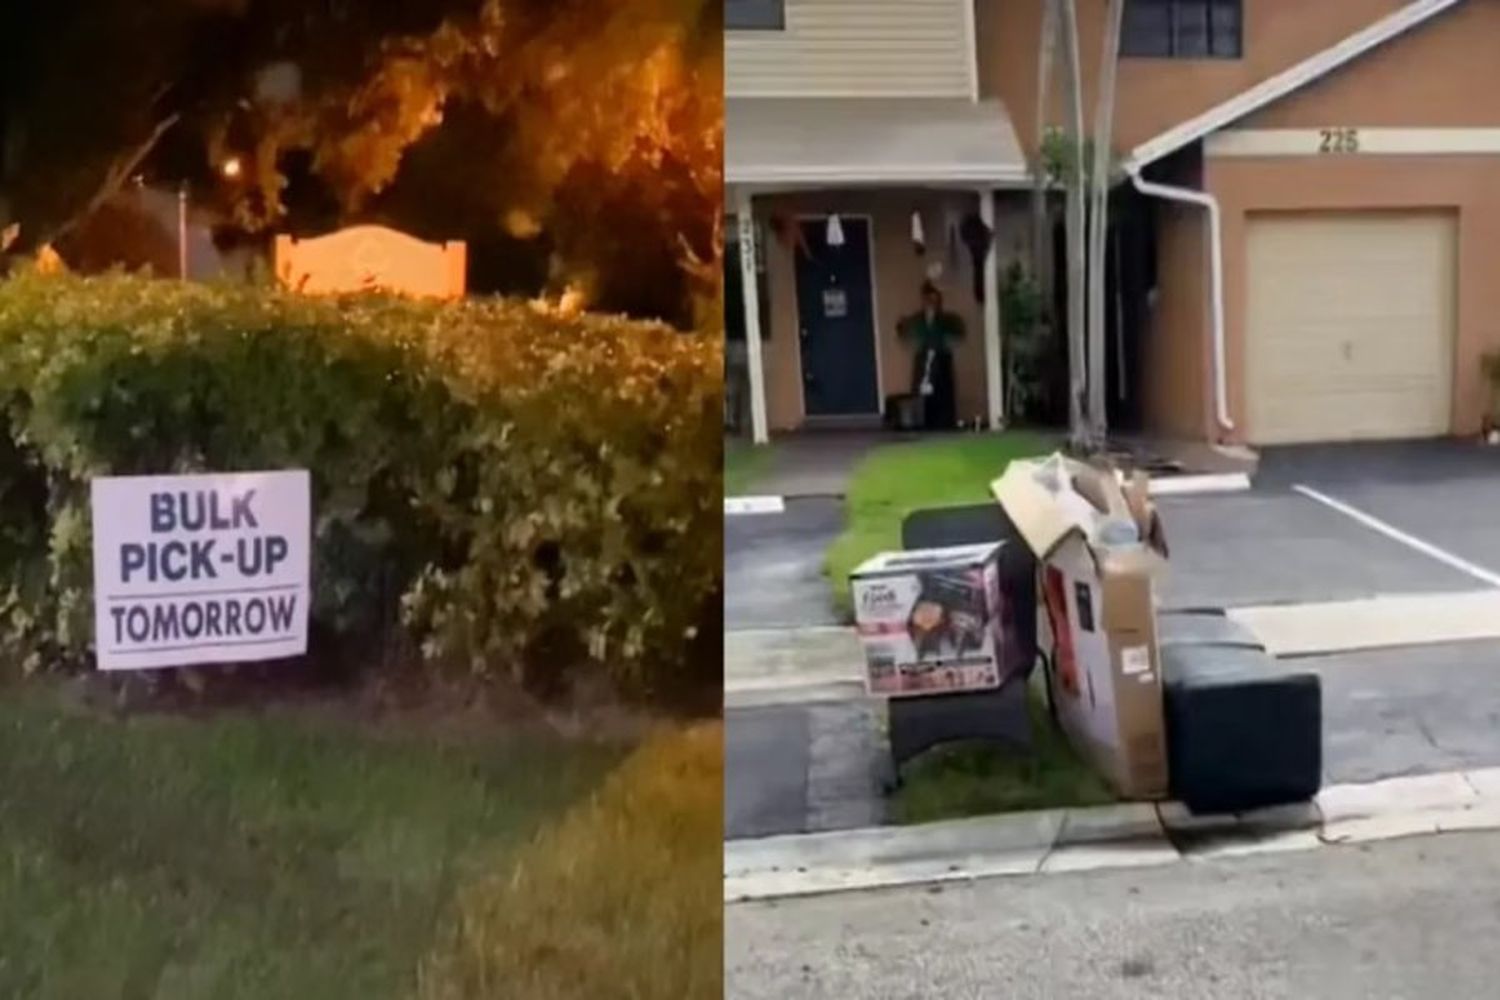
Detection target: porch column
<box><xmin>736</xmin><ymin>188</ymin><xmax>770</xmax><ymax>445</ymax></box>
<box><xmin>979</xmin><ymin>188</ymin><xmax>1004</xmax><ymax>429</ymax></box>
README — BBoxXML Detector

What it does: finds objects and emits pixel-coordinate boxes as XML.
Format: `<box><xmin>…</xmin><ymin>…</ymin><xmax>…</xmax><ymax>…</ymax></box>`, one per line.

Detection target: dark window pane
<box><xmin>1174</xmin><ymin>1</ymin><xmax>1210</xmax><ymax>57</ymax></box>
<box><xmin>726</xmin><ymin>0</ymin><xmax>784</xmax><ymax>31</ymax></box>
<box><xmin>1210</xmin><ymin>0</ymin><xmax>1242</xmax><ymax>57</ymax></box>
<box><xmin>1122</xmin><ymin>0</ymin><xmax>1172</xmax><ymax>57</ymax></box>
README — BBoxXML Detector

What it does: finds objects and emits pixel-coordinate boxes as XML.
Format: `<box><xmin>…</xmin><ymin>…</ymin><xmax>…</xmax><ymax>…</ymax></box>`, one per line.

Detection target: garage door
<box><xmin>1246</xmin><ymin>212</ymin><xmax>1455</xmax><ymax>444</ymax></box>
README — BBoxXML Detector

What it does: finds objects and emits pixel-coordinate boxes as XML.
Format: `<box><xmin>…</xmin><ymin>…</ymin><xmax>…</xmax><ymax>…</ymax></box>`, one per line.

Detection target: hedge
<box><xmin>0</xmin><ymin>272</ymin><xmax>722</xmax><ymax>702</ymax></box>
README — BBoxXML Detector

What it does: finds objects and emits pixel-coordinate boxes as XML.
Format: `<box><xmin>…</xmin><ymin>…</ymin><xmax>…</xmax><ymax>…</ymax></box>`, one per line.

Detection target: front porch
<box><xmin>725</xmin><ymin>97</ymin><xmax>1032</xmax><ymax>444</ymax></box>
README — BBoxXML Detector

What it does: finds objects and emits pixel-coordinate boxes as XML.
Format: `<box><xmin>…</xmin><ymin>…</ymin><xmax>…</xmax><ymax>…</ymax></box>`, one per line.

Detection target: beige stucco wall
<box><xmin>1138</xmin><ymin>0</ymin><xmax>1500</xmax><ymax>442</ymax></box>
<box><xmin>755</xmin><ymin>189</ymin><xmax>1027</xmax><ymax>431</ymax></box>
<box><xmin>976</xmin><ymin>0</ymin><xmax>1404</xmax><ymax>159</ymax></box>
<box><xmin>1246</xmin><ymin>0</ymin><xmax>1500</xmax><ymax>130</ymax></box>
<box><xmin>1142</xmin><ymin>201</ymin><xmax>1209</xmax><ymax>438</ymax></box>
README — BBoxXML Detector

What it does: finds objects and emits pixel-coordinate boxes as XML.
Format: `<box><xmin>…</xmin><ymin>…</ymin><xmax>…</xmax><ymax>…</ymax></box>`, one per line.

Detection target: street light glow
<box><xmin>221</xmin><ymin>157</ymin><xmax>243</xmax><ymax>179</ymax></box>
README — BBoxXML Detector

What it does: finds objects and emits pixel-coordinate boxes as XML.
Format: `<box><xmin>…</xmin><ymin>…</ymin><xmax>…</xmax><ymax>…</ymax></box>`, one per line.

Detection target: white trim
<box><xmin>962</xmin><ymin>0</ymin><xmax>980</xmax><ymax>102</ymax></box>
<box><xmin>1124</xmin><ymin>0</ymin><xmax>1466</xmax><ymax>171</ymax></box>
<box><xmin>792</xmin><ymin>214</ymin><xmax>884</xmax><ymax>422</ymax></box>
<box><xmin>727</xmin><ymin>86</ymin><xmax>978</xmax><ymax>101</ymax></box>
<box><xmin>1208</xmin><ymin>127</ymin><xmax>1500</xmax><ymax>158</ymax></box>
<box><xmin>736</xmin><ymin>194</ymin><xmax>771</xmax><ymax>445</ymax></box>
<box><xmin>729</xmin><ymin>165</ymin><xmax>1032</xmax><ymax>187</ymax></box>
<box><xmin>979</xmin><ymin>189</ymin><xmax>1004</xmax><ymax>429</ymax></box>
<box><xmin>1292</xmin><ymin>484</ymin><xmax>1500</xmax><ymax>588</ymax></box>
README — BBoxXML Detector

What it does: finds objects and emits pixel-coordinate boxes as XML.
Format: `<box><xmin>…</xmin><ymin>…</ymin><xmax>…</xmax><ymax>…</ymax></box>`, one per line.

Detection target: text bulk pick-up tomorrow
<box><xmin>90</xmin><ymin>471</ymin><xmax>311</xmax><ymax>671</ymax></box>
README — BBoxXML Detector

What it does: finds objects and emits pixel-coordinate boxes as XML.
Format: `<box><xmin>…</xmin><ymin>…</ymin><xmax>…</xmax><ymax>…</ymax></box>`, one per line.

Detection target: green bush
<box><xmin>0</xmin><ymin>272</ymin><xmax>722</xmax><ymax>701</ymax></box>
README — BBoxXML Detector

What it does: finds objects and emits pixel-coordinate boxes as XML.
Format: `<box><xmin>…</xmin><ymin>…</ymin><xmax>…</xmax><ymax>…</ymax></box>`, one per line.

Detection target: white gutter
<box><xmin>1126</xmin><ymin>167</ymin><xmax>1233</xmax><ymax>433</ymax></box>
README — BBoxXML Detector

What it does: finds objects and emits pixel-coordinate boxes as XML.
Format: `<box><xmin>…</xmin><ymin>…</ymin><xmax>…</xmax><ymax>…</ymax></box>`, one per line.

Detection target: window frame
<box><xmin>725</xmin><ymin>0</ymin><xmax>786</xmax><ymax>32</ymax></box>
<box><xmin>1121</xmin><ymin>0</ymin><xmax>1242</xmax><ymax>60</ymax></box>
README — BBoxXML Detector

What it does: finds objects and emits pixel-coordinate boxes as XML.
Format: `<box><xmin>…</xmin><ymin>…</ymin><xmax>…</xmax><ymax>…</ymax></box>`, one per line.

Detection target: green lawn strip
<box><xmin>418</xmin><ymin>723</ymin><xmax>722</xmax><ymax>1000</ymax></box>
<box><xmin>724</xmin><ymin>437</ymin><xmax>774</xmax><ymax>497</ymax></box>
<box><xmin>825</xmin><ymin>432</ymin><xmax>1051</xmax><ymax>615</ymax></box>
<box><xmin>0</xmin><ymin>682</ymin><xmax>624</xmax><ymax>1000</ymax></box>
<box><xmin>888</xmin><ymin>674</ymin><xmax>1115</xmax><ymax>823</ymax></box>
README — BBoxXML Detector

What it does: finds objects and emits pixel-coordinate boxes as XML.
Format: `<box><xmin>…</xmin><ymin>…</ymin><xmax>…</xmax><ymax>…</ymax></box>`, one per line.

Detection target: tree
<box><xmin>1086</xmin><ymin>0</ymin><xmax>1126</xmax><ymax>447</ymax></box>
<box><xmin>1031</xmin><ymin>0</ymin><xmax>1059</xmax><ymax>298</ymax></box>
<box><xmin>3</xmin><ymin>1</ymin><xmax>720</xmax><ymax>326</ymax></box>
<box><xmin>0</xmin><ymin>1</ymin><xmax>220</xmax><ymax>252</ymax></box>
<box><xmin>210</xmin><ymin>0</ymin><xmax>721</xmax><ymax>325</ymax></box>
<box><xmin>1057</xmin><ymin>0</ymin><xmax>1089</xmax><ymax>450</ymax></box>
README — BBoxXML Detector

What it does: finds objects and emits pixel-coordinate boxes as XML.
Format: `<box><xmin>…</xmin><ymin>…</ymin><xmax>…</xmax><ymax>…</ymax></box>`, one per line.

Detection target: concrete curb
<box><xmin>724</xmin><ymin>768</ymin><xmax>1500</xmax><ymax>903</ymax></box>
<box><xmin>1148</xmin><ymin>472</ymin><xmax>1252</xmax><ymax>497</ymax></box>
<box><xmin>725</xmin><ymin>495</ymin><xmax>786</xmax><ymax>515</ymax></box>
<box><xmin>725</xmin><ymin>680</ymin><xmax>867</xmax><ymax>709</ymax></box>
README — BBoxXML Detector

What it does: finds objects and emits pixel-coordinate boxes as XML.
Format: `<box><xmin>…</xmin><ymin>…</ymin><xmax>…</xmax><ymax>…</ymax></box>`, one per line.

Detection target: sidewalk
<box><xmin>726</xmin><ymin>767</ymin><xmax>1500</xmax><ymax>903</ymax></box>
<box><xmin>736</xmin><ymin>431</ymin><xmax>924</xmax><ymax>499</ymax></box>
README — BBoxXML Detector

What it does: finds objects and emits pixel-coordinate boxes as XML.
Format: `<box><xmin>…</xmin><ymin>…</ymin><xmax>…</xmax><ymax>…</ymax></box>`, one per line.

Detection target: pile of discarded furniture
<box><xmin>848</xmin><ymin>452</ymin><xmax>1321</xmax><ymax>815</ymax></box>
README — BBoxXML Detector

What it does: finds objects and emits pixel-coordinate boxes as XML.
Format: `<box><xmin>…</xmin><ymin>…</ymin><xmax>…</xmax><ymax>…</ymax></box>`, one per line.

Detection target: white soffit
<box><xmin>727</xmin><ymin>97</ymin><xmax>1030</xmax><ymax>187</ymax></box>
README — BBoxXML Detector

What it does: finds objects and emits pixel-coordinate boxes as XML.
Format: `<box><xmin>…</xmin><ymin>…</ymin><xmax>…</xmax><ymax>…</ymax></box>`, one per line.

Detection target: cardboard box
<box><xmin>849</xmin><ymin>542</ymin><xmax>1019</xmax><ymax>698</ymax></box>
<box><xmin>992</xmin><ymin>455</ymin><xmax>1170</xmax><ymax>799</ymax></box>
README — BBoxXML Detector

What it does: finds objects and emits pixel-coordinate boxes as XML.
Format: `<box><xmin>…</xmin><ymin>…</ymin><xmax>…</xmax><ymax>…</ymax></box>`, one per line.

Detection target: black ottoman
<box><xmin>1158</xmin><ymin>609</ymin><xmax>1265</xmax><ymax>651</ymax></box>
<box><xmin>1160</xmin><ymin>644</ymin><xmax>1322</xmax><ymax>814</ymax></box>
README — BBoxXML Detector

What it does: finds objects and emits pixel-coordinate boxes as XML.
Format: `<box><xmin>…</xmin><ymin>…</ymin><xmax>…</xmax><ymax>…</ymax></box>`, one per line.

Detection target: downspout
<box><xmin>1125</xmin><ymin>166</ymin><xmax>1234</xmax><ymax>434</ymax></box>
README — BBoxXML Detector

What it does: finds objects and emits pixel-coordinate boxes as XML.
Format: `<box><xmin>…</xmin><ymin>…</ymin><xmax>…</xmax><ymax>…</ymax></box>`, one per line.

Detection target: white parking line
<box><xmin>1292</xmin><ymin>483</ymin><xmax>1500</xmax><ymax>588</ymax></box>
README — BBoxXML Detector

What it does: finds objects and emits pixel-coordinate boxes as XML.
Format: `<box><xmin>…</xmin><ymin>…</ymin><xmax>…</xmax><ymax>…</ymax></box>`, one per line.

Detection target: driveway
<box><xmin>725</xmin><ymin>498</ymin><xmax>844</xmax><ymax>631</ymax></box>
<box><xmin>725</xmin><ymin>490</ymin><xmax>886</xmax><ymax>839</ymax></box>
<box><xmin>1161</xmin><ymin>440</ymin><xmax>1500</xmax><ymax>787</ymax></box>
<box><xmin>1158</xmin><ymin>440</ymin><xmax>1498</xmax><ymax>610</ymax></box>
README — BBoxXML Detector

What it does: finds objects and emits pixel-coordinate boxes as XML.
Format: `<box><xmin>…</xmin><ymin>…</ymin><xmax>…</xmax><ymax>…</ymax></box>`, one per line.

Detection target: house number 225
<box><xmin>1319</xmin><ymin>128</ymin><xmax>1360</xmax><ymax>154</ymax></box>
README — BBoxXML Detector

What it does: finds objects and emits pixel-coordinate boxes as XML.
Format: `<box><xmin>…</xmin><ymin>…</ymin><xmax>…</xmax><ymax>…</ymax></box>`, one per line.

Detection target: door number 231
<box><xmin>1319</xmin><ymin>128</ymin><xmax>1360</xmax><ymax>154</ymax></box>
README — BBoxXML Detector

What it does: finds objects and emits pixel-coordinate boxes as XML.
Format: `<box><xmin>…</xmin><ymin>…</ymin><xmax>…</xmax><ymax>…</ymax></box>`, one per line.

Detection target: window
<box><xmin>1122</xmin><ymin>0</ymin><xmax>1241</xmax><ymax>59</ymax></box>
<box><xmin>726</xmin><ymin>0</ymin><xmax>785</xmax><ymax>31</ymax></box>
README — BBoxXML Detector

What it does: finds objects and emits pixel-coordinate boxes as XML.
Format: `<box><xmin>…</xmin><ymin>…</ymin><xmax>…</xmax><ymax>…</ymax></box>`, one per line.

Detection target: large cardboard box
<box><xmin>992</xmin><ymin>456</ymin><xmax>1170</xmax><ymax>799</ymax></box>
<box><xmin>850</xmin><ymin>542</ymin><xmax>1021</xmax><ymax>698</ymax></box>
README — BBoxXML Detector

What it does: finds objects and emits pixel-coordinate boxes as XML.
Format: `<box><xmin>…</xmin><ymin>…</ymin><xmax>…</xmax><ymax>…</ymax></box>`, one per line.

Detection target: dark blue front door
<box><xmin>795</xmin><ymin>217</ymin><xmax>879</xmax><ymax>417</ymax></box>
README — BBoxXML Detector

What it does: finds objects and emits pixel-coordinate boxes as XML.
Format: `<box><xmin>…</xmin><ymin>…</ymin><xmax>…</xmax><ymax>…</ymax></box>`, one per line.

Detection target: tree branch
<box><xmin>43</xmin><ymin>112</ymin><xmax>181</xmax><ymax>249</ymax></box>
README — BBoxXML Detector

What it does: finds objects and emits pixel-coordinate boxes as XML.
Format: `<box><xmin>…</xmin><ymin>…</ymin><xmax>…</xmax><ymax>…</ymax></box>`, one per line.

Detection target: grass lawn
<box><xmin>0</xmin><ymin>681</ymin><xmax>629</xmax><ymax>1000</ymax></box>
<box><xmin>888</xmin><ymin>673</ymin><xmax>1114</xmax><ymax>824</ymax></box>
<box><xmin>724</xmin><ymin>437</ymin><xmax>773</xmax><ymax>496</ymax></box>
<box><xmin>824</xmin><ymin>431</ymin><xmax>1050</xmax><ymax>614</ymax></box>
<box><xmin>419</xmin><ymin>723</ymin><xmax>722</xmax><ymax>1000</ymax></box>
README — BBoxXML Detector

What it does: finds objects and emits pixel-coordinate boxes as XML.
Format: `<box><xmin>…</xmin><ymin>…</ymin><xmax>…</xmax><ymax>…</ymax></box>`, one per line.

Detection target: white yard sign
<box><xmin>90</xmin><ymin>470</ymin><xmax>311</xmax><ymax>671</ymax></box>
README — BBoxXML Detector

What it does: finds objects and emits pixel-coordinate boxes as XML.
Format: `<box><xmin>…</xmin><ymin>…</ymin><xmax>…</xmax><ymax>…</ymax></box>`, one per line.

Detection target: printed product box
<box><xmin>850</xmin><ymin>542</ymin><xmax>1018</xmax><ymax>698</ymax></box>
<box><xmin>992</xmin><ymin>455</ymin><xmax>1171</xmax><ymax>799</ymax></box>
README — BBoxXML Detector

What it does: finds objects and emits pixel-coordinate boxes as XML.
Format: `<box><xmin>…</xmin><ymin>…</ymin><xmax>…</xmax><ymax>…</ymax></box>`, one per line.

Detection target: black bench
<box><xmin>885</xmin><ymin>503</ymin><xmax>1039</xmax><ymax>773</ymax></box>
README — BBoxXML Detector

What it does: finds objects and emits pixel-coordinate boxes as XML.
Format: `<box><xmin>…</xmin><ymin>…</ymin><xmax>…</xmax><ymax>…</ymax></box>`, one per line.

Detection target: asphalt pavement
<box><xmin>725</xmin><ymin>440</ymin><xmax>1500</xmax><ymax>839</ymax></box>
<box><xmin>727</xmin><ymin>828</ymin><xmax>1500</xmax><ymax>999</ymax></box>
<box><xmin>1161</xmin><ymin>440</ymin><xmax>1500</xmax><ymax>609</ymax></box>
<box><xmin>725</xmin><ymin>498</ymin><xmax>844</xmax><ymax>631</ymax></box>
